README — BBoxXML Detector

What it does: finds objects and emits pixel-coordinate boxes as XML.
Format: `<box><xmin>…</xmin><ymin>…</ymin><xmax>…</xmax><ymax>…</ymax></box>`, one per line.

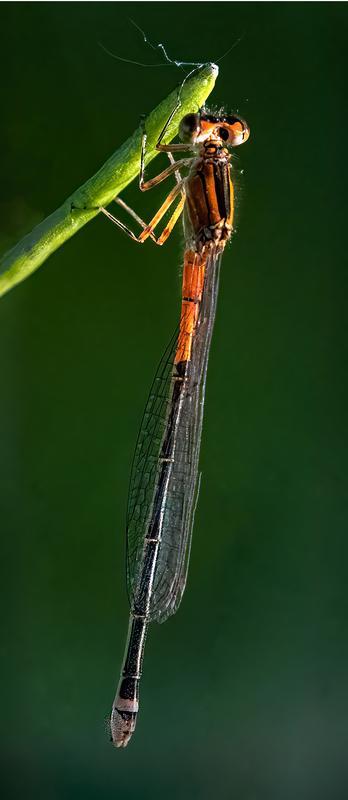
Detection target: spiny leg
<box><xmin>166</xmin><ymin>151</ymin><xmax>183</xmax><ymax>187</ymax></box>
<box><xmin>138</xmin><ymin>180</ymin><xmax>184</xmax><ymax>243</ymax></box>
<box><xmin>100</xmin><ymin>153</ymin><xmax>188</xmax><ymax>242</ymax></box>
<box><xmin>101</xmin><ymin>110</ymin><xmax>190</xmax><ymax>244</ymax></box>
<box><xmin>100</xmin><ymin>180</ymin><xmax>185</xmax><ymax>246</ymax></box>
<box><xmin>113</xmin><ymin>197</ymin><xmax>156</xmax><ymax>241</ymax></box>
<box><xmin>154</xmin><ymin>83</ymin><xmax>196</xmax><ymax>155</ymax></box>
<box><xmin>139</xmin><ymin>112</ymin><xmax>191</xmax><ymax>190</ymax></box>
<box><xmin>99</xmin><ymin>206</ymin><xmax>148</xmax><ymax>243</ymax></box>
<box><xmin>156</xmin><ymin>193</ymin><xmax>185</xmax><ymax>245</ymax></box>
<box><xmin>139</xmin><ymin>147</ymin><xmax>191</xmax><ymax>190</ymax></box>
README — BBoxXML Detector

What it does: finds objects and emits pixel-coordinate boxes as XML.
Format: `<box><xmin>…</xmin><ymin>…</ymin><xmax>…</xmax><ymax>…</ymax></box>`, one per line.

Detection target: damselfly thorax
<box><xmin>184</xmin><ymin>145</ymin><xmax>233</xmax><ymax>251</ymax></box>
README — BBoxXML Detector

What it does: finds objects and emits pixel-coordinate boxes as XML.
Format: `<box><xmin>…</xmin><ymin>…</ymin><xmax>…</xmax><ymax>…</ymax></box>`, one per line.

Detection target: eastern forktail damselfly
<box><xmin>101</xmin><ymin>70</ymin><xmax>250</xmax><ymax>746</ymax></box>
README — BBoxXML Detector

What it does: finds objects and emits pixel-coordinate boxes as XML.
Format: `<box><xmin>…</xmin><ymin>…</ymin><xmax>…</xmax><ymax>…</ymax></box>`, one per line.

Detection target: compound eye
<box><xmin>179</xmin><ymin>113</ymin><xmax>201</xmax><ymax>142</ymax></box>
<box><xmin>218</xmin><ymin>127</ymin><xmax>230</xmax><ymax>142</ymax></box>
<box><xmin>224</xmin><ymin>115</ymin><xmax>250</xmax><ymax>146</ymax></box>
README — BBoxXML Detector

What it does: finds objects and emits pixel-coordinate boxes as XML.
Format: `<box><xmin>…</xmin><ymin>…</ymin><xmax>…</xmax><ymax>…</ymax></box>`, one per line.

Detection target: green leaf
<box><xmin>0</xmin><ymin>64</ymin><xmax>218</xmax><ymax>298</ymax></box>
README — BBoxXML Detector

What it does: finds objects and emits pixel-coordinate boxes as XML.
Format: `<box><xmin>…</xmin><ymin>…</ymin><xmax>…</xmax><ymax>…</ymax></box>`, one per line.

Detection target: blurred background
<box><xmin>1</xmin><ymin>3</ymin><xmax>347</xmax><ymax>798</ymax></box>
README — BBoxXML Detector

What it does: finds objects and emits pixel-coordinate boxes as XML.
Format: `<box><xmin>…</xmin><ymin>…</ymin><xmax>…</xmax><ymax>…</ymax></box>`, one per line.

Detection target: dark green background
<box><xmin>1</xmin><ymin>3</ymin><xmax>347</xmax><ymax>798</ymax></box>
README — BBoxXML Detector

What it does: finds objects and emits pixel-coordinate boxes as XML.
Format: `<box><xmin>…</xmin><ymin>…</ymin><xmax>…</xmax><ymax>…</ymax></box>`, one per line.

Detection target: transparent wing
<box><xmin>126</xmin><ymin>326</ymin><xmax>179</xmax><ymax>603</ymax></box>
<box><xmin>126</xmin><ymin>248</ymin><xmax>222</xmax><ymax>622</ymax></box>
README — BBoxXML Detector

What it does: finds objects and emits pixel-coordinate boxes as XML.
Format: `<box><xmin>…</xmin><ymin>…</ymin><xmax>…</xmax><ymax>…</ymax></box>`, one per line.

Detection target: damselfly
<box><xmin>101</xmin><ymin>75</ymin><xmax>250</xmax><ymax>747</ymax></box>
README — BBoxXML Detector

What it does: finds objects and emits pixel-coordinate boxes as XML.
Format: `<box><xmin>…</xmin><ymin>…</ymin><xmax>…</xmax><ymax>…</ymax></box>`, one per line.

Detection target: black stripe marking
<box><xmin>199</xmin><ymin>171</ymin><xmax>212</xmax><ymax>226</ymax></box>
<box><xmin>214</xmin><ymin>162</ymin><xmax>230</xmax><ymax>221</ymax></box>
